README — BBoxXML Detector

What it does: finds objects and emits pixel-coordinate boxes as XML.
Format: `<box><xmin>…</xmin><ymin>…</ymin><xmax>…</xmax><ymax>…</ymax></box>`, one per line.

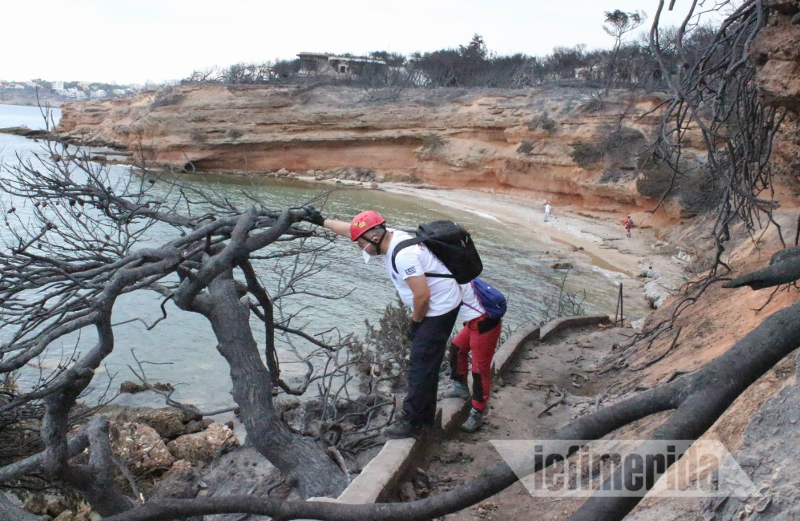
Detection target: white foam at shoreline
<box><xmin>429</xmin><ymin>198</ymin><xmax>503</xmax><ymax>223</ymax></box>
<box><xmin>591</xmin><ymin>264</ymin><xmax>629</xmax><ymax>283</ymax></box>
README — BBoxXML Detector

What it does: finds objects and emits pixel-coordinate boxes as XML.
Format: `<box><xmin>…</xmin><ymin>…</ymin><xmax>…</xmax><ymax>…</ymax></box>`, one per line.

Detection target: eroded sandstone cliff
<box><xmin>58</xmin><ymin>85</ymin><xmax>675</xmax><ymax>214</ymax></box>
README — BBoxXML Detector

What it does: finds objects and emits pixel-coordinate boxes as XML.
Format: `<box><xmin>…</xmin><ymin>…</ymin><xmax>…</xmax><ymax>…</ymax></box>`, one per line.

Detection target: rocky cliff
<box><xmin>58</xmin><ymin>85</ymin><xmax>675</xmax><ymax>214</ymax></box>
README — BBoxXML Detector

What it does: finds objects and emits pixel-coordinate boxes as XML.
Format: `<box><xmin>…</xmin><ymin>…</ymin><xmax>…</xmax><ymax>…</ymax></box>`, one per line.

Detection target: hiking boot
<box><xmin>442</xmin><ymin>380</ymin><xmax>470</xmax><ymax>400</ymax></box>
<box><xmin>382</xmin><ymin>416</ymin><xmax>427</xmax><ymax>439</ymax></box>
<box><xmin>460</xmin><ymin>408</ymin><xmax>483</xmax><ymax>433</ymax></box>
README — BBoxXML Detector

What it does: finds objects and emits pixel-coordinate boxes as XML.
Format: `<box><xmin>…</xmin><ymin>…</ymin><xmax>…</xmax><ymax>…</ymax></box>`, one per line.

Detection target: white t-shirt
<box><xmin>544</xmin><ymin>204</ymin><xmax>552</xmax><ymax>214</ymax></box>
<box><xmin>458</xmin><ymin>282</ymin><xmax>485</xmax><ymax>323</ymax></box>
<box><xmin>383</xmin><ymin>229</ymin><xmax>462</xmax><ymax>317</ymax></box>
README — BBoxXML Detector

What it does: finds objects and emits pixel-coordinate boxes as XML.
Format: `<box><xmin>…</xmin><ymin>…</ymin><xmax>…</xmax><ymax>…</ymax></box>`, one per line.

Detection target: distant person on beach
<box><xmin>623</xmin><ymin>215</ymin><xmax>633</xmax><ymax>238</ymax></box>
<box><xmin>544</xmin><ymin>201</ymin><xmax>552</xmax><ymax>222</ymax></box>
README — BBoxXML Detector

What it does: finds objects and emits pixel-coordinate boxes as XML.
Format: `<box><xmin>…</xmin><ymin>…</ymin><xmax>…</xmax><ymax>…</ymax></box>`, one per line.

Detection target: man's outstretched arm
<box><xmin>323</xmin><ymin>219</ymin><xmax>351</xmax><ymax>238</ymax></box>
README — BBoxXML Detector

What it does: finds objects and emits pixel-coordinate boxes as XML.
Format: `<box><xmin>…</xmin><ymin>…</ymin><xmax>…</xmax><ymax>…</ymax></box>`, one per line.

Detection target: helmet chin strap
<box><xmin>366</xmin><ymin>227</ymin><xmax>388</xmax><ymax>254</ymax></box>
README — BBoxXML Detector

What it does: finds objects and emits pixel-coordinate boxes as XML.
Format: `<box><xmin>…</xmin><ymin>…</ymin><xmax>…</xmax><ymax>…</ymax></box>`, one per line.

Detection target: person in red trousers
<box><xmin>623</xmin><ymin>215</ymin><xmax>633</xmax><ymax>238</ymax></box>
<box><xmin>442</xmin><ymin>282</ymin><xmax>502</xmax><ymax>432</ymax></box>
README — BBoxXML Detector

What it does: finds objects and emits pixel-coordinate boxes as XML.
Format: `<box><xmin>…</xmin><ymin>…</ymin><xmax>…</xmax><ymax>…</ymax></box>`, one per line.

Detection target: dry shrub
<box><xmin>636</xmin><ymin>154</ymin><xmax>723</xmax><ymax>214</ymax></box>
<box><xmin>422</xmin><ymin>133</ymin><xmax>445</xmax><ymax>150</ymax></box>
<box><xmin>190</xmin><ymin>131</ymin><xmax>208</xmax><ymax>143</ymax></box>
<box><xmin>570</xmin><ymin>126</ymin><xmax>645</xmax><ymax>169</ymax></box>
<box><xmin>517</xmin><ymin>140</ymin><xmax>534</xmax><ymax>154</ymax></box>
<box><xmin>528</xmin><ymin>112</ymin><xmax>557</xmax><ymax>134</ymax></box>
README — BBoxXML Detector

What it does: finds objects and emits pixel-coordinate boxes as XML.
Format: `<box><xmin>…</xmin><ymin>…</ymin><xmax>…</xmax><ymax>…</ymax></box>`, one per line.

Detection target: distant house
<box><xmin>297</xmin><ymin>52</ymin><xmax>387</xmax><ymax>76</ymax></box>
<box><xmin>90</xmin><ymin>89</ymin><xmax>107</xmax><ymax>99</ymax></box>
<box><xmin>53</xmin><ymin>81</ymin><xmax>64</xmax><ymax>91</ymax></box>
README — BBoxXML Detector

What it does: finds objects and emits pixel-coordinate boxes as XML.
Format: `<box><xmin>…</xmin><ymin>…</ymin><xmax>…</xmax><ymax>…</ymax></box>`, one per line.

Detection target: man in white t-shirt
<box><xmin>303</xmin><ymin>207</ymin><xmax>461</xmax><ymax>439</ymax></box>
<box><xmin>544</xmin><ymin>201</ymin><xmax>552</xmax><ymax>222</ymax></box>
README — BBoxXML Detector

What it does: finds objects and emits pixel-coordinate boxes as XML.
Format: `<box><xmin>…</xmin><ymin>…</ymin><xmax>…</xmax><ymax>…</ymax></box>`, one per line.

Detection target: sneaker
<box><xmin>460</xmin><ymin>408</ymin><xmax>483</xmax><ymax>433</ymax></box>
<box><xmin>442</xmin><ymin>380</ymin><xmax>471</xmax><ymax>400</ymax></box>
<box><xmin>382</xmin><ymin>416</ymin><xmax>428</xmax><ymax>439</ymax></box>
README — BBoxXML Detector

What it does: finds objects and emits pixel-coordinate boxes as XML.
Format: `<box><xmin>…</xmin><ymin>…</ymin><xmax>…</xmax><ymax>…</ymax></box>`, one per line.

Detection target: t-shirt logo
<box><xmin>405</xmin><ymin>266</ymin><xmax>417</xmax><ymax>276</ymax></box>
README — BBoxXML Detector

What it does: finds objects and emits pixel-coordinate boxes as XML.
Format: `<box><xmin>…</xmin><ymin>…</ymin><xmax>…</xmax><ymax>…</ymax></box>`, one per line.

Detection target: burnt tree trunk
<box><xmin>0</xmin><ymin>494</ymin><xmax>41</xmax><ymax>521</ymax></box>
<box><xmin>566</xmin><ymin>298</ymin><xmax>800</xmax><ymax>520</ymax></box>
<box><xmin>192</xmin><ymin>269</ymin><xmax>346</xmax><ymax>498</ymax></box>
<box><xmin>39</xmin><ymin>321</ymin><xmax>135</xmax><ymax>516</ymax></box>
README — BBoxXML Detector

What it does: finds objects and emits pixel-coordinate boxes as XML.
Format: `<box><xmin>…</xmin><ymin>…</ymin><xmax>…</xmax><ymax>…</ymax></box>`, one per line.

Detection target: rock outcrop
<box><xmin>166</xmin><ymin>422</ymin><xmax>239</xmax><ymax>467</ymax></box>
<box><xmin>752</xmin><ymin>0</ymin><xmax>800</xmax><ymax>112</ymax></box>
<box><xmin>111</xmin><ymin>422</ymin><xmax>175</xmax><ymax>473</ymax></box>
<box><xmin>101</xmin><ymin>405</ymin><xmax>210</xmax><ymax>440</ymax></box>
<box><xmin>751</xmin><ymin>0</ymin><xmax>800</xmax><ymax>195</ymax></box>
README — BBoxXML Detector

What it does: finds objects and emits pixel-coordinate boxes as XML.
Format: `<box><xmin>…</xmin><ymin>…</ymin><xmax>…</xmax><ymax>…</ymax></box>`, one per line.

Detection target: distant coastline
<box><xmin>0</xmin><ymin>92</ymin><xmax>65</xmax><ymax>107</ymax></box>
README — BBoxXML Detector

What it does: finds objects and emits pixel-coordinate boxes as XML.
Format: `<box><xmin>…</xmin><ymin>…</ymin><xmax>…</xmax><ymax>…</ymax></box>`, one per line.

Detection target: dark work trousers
<box><xmin>402</xmin><ymin>305</ymin><xmax>461</xmax><ymax>425</ymax></box>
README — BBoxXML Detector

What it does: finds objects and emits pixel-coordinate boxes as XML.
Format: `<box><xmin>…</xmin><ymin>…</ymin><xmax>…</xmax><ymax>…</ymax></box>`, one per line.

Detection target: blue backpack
<box><xmin>471</xmin><ymin>278</ymin><xmax>507</xmax><ymax>320</ymax></box>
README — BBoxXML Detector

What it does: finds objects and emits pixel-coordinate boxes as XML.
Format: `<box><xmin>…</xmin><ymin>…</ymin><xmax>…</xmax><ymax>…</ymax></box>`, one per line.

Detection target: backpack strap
<box><xmin>391</xmin><ymin>237</ymin><xmax>426</xmax><ymax>274</ymax></box>
<box><xmin>391</xmin><ymin>237</ymin><xmax>455</xmax><ymax>279</ymax></box>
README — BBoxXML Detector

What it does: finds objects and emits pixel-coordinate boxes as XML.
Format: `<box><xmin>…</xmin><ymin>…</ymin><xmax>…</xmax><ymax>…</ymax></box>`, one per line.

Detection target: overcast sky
<box><xmin>4</xmin><ymin>0</ymin><xmax>713</xmax><ymax>84</ymax></box>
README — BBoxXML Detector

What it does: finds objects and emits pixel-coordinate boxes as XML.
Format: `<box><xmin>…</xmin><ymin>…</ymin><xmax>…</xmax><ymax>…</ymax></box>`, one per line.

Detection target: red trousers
<box><xmin>449</xmin><ymin>316</ymin><xmax>502</xmax><ymax>413</ymax></box>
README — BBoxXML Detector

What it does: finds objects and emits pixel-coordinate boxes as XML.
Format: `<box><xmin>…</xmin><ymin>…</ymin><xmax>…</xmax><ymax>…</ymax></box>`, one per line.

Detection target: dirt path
<box><xmin>402</xmin><ymin>325</ymin><xmax>633</xmax><ymax>520</ymax></box>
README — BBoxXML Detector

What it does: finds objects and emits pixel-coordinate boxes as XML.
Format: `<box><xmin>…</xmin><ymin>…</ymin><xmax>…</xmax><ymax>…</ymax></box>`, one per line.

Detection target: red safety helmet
<box><xmin>350</xmin><ymin>210</ymin><xmax>386</xmax><ymax>241</ymax></box>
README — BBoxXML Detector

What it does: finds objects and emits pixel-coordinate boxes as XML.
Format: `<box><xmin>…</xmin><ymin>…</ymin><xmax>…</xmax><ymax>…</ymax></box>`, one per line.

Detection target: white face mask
<box><xmin>362</xmin><ymin>249</ymin><xmax>372</xmax><ymax>265</ymax></box>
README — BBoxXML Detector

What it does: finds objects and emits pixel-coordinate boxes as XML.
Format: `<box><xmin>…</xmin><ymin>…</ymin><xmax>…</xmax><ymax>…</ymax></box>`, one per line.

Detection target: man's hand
<box><xmin>406</xmin><ymin>319</ymin><xmax>422</xmax><ymax>342</ymax></box>
<box><xmin>302</xmin><ymin>205</ymin><xmax>326</xmax><ymax>227</ymax></box>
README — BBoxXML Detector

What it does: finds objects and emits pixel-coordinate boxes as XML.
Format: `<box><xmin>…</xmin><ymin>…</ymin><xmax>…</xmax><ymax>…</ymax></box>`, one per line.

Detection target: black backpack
<box><xmin>391</xmin><ymin>221</ymin><xmax>483</xmax><ymax>284</ymax></box>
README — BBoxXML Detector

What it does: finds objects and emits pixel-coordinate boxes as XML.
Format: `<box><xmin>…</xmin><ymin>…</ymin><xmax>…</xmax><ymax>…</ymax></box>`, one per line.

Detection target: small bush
<box><xmin>599</xmin><ymin>169</ymin><xmax>628</xmax><ymax>183</ymax></box>
<box><xmin>581</xmin><ymin>97</ymin><xmax>605</xmax><ymax>113</ymax></box>
<box><xmin>226</xmin><ymin>129</ymin><xmax>243</xmax><ymax>140</ymax></box>
<box><xmin>1</xmin><ymin>372</ymin><xmax>45</xmax><ymax>467</ymax></box>
<box><xmin>580</xmin><ymin>91</ymin><xmax>606</xmax><ymax>113</ymax></box>
<box><xmin>150</xmin><ymin>92</ymin><xmax>185</xmax><ymax>108</ymax></box>
<box><xmin>422</xmin><ymin>133</ymin><xmax>445</xmax><ymax>151</ymax></box>
<box><xmin>570</xmin><ymin>141</ymin><xmax>603</xmax><ymax>168</ymax></box>
<box><xmin>571</xmin><ymin>126</ymin><xmax>646</xmax><ymax>169</ymax></box>
<box><xmin>350</xmin><ymin>299</ymin><xmax>412</xmax><ymax>390</ymax></box>
<box><xmin>636</xmin><ymin>154</ymin><xmax>724</xmax><ymax>214</ymax></box>
<box><xmin>517</xmin><ymin>140</ymin><xmax>534</xmax><ymax>154</ymax></box>
<box><xmin>528</xmin><ymin>112</ymin><xmax>557</xmax><ymax>134</ymax></box>
<box><xmin>190</xmin><ymin>131</ymin><xmax>208</xmax><ymax>143</ymax></box>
